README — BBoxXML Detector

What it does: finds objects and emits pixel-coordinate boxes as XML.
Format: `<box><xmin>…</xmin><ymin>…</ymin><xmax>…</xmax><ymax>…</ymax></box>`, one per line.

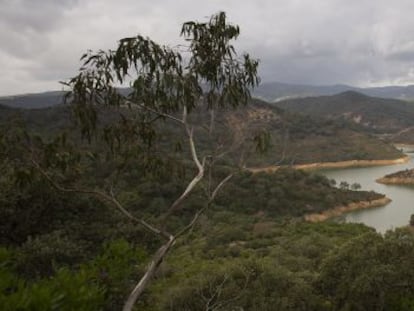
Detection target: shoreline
<box><xmin>394</xmin><ymin>143</ymin><xmax>414</xmax><ymax>149</ymax></box>
<box><xmin>304</xmin><ymin>197</ymin><xmax>392</xmax><ymax>223</ymax></box>
<box><xmin>394</xmin><ymin>144</ymin><xmax>414</xmax><ymax>153</ymax></box>
<box><xmin>248</xmin><ymin>156</ymin><xmax>410</xmax><ymax>173</ymax></box>
<box><xmin>376</xmin><ymin>177</ymin><xmax>414</xmax><ymax>185</ymax></box>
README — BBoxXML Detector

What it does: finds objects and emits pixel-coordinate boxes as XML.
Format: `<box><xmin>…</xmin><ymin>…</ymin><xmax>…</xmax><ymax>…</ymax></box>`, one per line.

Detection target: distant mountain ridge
<box><xmin>0</xmin><ymin>97</ymin><xmax>404</xmax><ymax>165</ymax></box>
<box><xmin>254</xmin><ymin>81</ymin><xmax>414</xmax><ymax>102</ymax></box>
<box><xmin>2</xmin><ymin>81</ymin><xmax>414</xmax><ymax>109</ymax></box>
<box><xmin>0</xmin><ymin>91</ymin><xmax>66</xmax><ymax>109</ymax></box>
<box><xmin>274</xmin><ymin>91</ymin><xmax>414</xmax><ymax>134</ymax></box>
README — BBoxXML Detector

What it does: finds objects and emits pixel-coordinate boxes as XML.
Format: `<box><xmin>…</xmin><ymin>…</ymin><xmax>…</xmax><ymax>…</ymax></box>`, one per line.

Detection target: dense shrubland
<box><xmin>1</xmin><ymin>148</ymin><xmax>412</xmax><ymax>310</ymax></box>
<box><xmin>1</xmin><ymin>94</ymin><xmax>410</xmax><ymax>311</ymax></box>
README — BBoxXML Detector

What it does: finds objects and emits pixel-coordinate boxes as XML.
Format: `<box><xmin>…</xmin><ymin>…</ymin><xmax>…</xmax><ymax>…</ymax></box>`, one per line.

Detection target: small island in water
<box><xmin>377</xmin><ymin>168</ymin><xmax>414</xmax><ymax>185</ymax></box>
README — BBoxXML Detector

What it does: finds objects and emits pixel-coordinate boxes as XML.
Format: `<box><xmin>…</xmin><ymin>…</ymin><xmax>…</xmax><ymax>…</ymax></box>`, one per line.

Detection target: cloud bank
<box><xmin>1</xmin><ymin>0</ymin><xmax>414</xmax><ymax>95</ymax></box>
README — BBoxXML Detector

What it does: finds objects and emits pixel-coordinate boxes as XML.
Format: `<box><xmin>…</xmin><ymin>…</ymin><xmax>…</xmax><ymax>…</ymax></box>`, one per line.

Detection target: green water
<box><xmin>319</xmin><ymin>152</ymin><xmax>414</xmax><ymax>233</ymax></box>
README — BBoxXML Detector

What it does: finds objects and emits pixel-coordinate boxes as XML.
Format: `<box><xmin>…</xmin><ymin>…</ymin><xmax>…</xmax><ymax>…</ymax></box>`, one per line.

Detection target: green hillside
<box><xmin>275</xmin><ymin>91</ymin><xmax>414</xmax><ymax>134</ymax></box>
<box><xmin>0</xmin><ymin>98</ymin><xmax>404</xmax><ymax>167</ymax></box>
<box><xmin>254</xmin><ymin>81</ymin><xmax>414</xmax><ymax>102</ymax></box>
<box><xmin>1</xmin><ymin>95</ymin><xmax>413</xmax><ymax>310</ymax></box>
<box><xmin>0</xmin><ymin>91</ymin><xmax>66</xmax><ymax>109</ymax></box>
<box><xmin>231</xmin><ymin>99</ymin><xmax>403</xmax><ymax>165</ymax></box>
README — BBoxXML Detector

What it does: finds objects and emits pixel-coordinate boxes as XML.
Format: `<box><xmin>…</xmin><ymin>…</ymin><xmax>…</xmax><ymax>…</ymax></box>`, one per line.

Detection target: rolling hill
<box><xmin>0</xmin><ymin>91</ymin><xmax>66</xmax><ymax>109</ymax></box>
<box><xmin>3</xmin><ymin>81</ymin><xmax>414</xmax><ymax>109</ymax></box>
<box><xmin>274</xmin><ymin>91</ymin><xmax>414</xmax><ymax>135</ymax></box>
<box><xmin>254</xmin><ymin>81</ymin><xmax>414</xmax><ymax>102</ymax></box>
<box><xmin>231</xmin><ymin>99</ymin><xmax>403</xmax><ymax>166</ymax></box>
<box><xmin>0</xmin><ymin>96</ymin><xmax>404</xmax><ymax>166</ymax></box>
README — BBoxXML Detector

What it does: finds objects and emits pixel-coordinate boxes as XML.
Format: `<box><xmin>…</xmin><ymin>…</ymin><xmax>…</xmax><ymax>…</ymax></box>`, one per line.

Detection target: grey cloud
<box><xmin>385</xmin><ymin>42</ymin><xmax>414</xmax><ymax>62</ymax></box>
<box><xmin>2</xmin><ymin>0</ymin><xmax>414</xmax><ymax>95</ymax></box>
<box><xmin>0</xmin><ymin>0</ymin><xmax>78</xmax><ymax>59</ymax></box>
<box><xmin>0</xmin><ymin>0</ymin><xmax>78</xmax><ymax>33</ymax></box>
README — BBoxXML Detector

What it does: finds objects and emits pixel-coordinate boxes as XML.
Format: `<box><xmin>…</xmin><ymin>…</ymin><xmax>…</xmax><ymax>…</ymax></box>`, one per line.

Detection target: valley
<box><xmin>2</xmin><ymin>86</ymin><xmax>414</xmax><ymax>310</ymax></box>
<box><xmin>320</xmin><ymin>152</ymin><xmax>414</xmax><ymax>232</ymax></box>
<box><xmin>1</xmin><ymin>10</ymin><xmax>414</xmax><ymax>309</ymax></box>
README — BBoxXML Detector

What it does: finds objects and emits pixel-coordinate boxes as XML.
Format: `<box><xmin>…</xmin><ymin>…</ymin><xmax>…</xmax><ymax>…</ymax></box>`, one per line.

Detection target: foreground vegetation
<box><xmin>1</xmin><ymin>147</ymin><xmax>412</xmax><ymax>310</ymax></box>
<box><xmin>2</xmin><ymin>106</ymin><xmax>414</xmax><ymax>309</ymax></box>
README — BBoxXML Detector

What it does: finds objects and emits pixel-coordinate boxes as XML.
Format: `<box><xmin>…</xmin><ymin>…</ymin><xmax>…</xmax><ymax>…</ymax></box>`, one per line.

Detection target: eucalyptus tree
<box><xmin>3</xmin><ymin>12</ymin><xmax>260</xmax><ymax>310</ymax></box>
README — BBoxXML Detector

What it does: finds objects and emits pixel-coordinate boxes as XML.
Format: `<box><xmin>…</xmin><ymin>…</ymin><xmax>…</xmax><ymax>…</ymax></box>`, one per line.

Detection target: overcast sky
<box><xmin>2</xmin><ymin>0</ymin><xmax>414</xmax><ymax>96</ymax></box>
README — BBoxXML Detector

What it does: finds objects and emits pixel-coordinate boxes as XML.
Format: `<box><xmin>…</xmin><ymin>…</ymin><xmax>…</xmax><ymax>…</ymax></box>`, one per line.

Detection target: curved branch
<box><xmin>31</xmin><ymin>160</ymin><xmax>171</xmax><ymax>240</ymax></box>
<box><xmin>123</xmin><ymin>173</ymin><xmax>233</xmax><ymax>311</ymax></box>
<box><xmin>125</xmin><ymin>99</ymin><xmax>185</xmax><ymax>124</ymax></box>
<box><xmin>162</xmin><ymin>108</ymin><xmax>206</xmax><ymax>220</ymax></box>
<box><xmin>175</xmin><ymin>173</ymin><xmax>233</xmax><ymax>239</ymax></box>
<box><xmin>123</xmin><ymin>236</ymin><xmax>175</xmax><ymax>311</ymax></box>
<box><xmin>187</xmin><ymin>126</ymin><xmax>204</xmax><ymax>171</ymax></box>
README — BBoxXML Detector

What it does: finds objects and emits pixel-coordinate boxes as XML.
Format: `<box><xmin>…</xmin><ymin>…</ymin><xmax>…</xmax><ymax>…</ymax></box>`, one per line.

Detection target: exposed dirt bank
<box><xmin>394</xmin><ymin>143</ymin><xmax>414</xmax><ymax>149</ymax></box>
<box><xmin>304</xmin><ymin>197</ymin><xmax>392</xmax><ymax>222</ymax></box>
<box><xmin>377</xmin><ymin>176</ymin><xmax>414</xmax><ymax>185</ymax></box>
<box><xmin>249</xmin><ymin>156</ymin><xmax>410</xmax><ymax>173</ymax></box>
<box><xmin>376</xmin><ymin>166</ymin><xmax>414</xmax><ymax>185</ymax></box>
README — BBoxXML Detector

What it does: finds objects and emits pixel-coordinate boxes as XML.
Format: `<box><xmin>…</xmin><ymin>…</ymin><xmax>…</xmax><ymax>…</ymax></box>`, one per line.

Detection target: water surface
<box><xmin>319</xmin><ymin>152</ymin><xmax>414</xmax><ymax>233</ymax></box>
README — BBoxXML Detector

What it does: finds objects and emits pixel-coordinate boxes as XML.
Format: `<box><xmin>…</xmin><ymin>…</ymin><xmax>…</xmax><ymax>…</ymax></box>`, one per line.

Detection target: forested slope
<box><xmin>275</xmin><ymin>91</ymin><xmax>414</xmax><ymax>134</ymax></box>
<box><xmin>2</xmin><ymin>98</ymin><xmax>413</xmax><ymax>310</ymax></box>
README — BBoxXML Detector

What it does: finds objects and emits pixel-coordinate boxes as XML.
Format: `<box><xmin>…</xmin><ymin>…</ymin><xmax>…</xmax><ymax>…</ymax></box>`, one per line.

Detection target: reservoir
<box><xmin>319</xmin><ymin>151</ymin><xmax>414</xmax><ymax>233</ymax></box>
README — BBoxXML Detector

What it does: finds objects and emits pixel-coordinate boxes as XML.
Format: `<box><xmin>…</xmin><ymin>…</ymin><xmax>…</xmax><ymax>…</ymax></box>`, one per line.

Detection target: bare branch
<box><xmin>162</xmin><ymin>112</ymin><xmax>206</xmax><ymax>219</ymax></box>
<box><xmin>204</xmin><ymin>274</ymin><xmax>230</xmax><ymax>311</ymax></box>
<box><xmin>211</xmin><ymin>173</ymin><xmax>233</xmax><ymax>200</ymax></box>
<box><xmin>124</xmin><ymin>173</ymin><xmax>232</xmax><ymax>310</ymax></box>
<box><xmin>211</xmin><ymin>270</ymin><xmax>251</xmax><ymax>311</ymax></box>
<box><xmin>123</xmin><ymin>236</ymin><xmax>175</xmax><ymax>311</ymax></box>
<box><xmin>186</xmin><ymin>125</ymin><xmax>203</xmax><ymax>171</ymax></box>
<box><xmin>273</xmin><ymin>129</ymin><xmax>289</xmax><ymax>166</ymax></box>
<box><xmin>125</xmin><ymin>99</ymin><xmax>185</xmax><ymax>124</ymax></box>
<box><xmin>167</xmin><ymin>166</ymin><xmax>204</xmax><ymax>214</ymax></box>
<box><xmin>31</xmin><ymin>160</ymin><xmax>171</xmax><ymax>240</ymax></box>
<box><xmin>182</xmin><ymin>105</ymin><xmax>188</xmax><ymax>124</ymax></box>
<box><xmin>175</xmin><ymin>173</ymin><xmax>233</xmax><ymax>239</ymax></box>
